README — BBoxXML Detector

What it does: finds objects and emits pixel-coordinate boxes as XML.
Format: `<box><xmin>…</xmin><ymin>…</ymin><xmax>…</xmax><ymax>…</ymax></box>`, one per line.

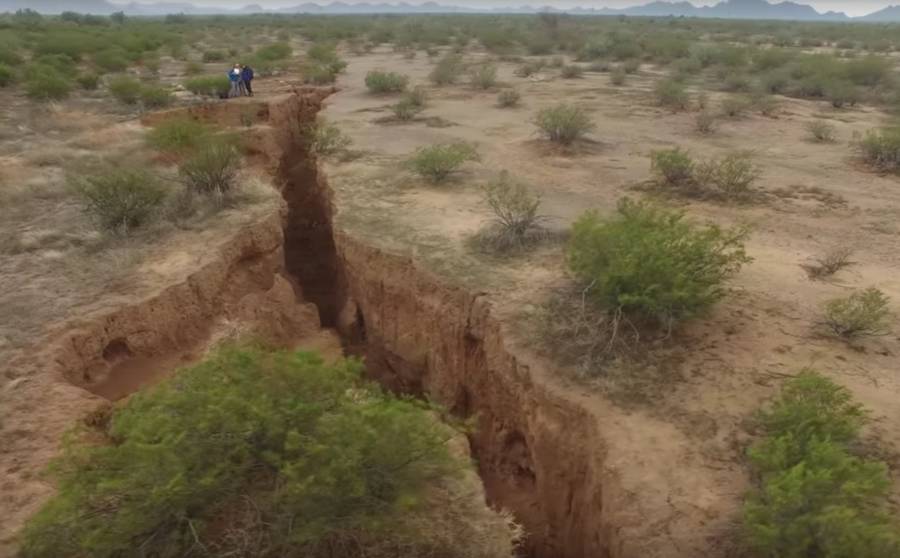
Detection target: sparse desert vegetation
<box><xmin>3</xmin><ymin>9</ymin><xmax>900</xmax><ymax>558</ymax></box>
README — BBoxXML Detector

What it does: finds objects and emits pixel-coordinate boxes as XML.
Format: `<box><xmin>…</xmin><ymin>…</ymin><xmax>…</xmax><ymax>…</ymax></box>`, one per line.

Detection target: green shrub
<box><xmin>202</xmin><ymin>50</ymin><xmax>225</xmax><ymax>63</ymax></box>
<box><xmin>822</xmin><ymin>288</ymin><xmax>892</xmax><ymax>339</ymax></box>
<box><xmin>474</xmin><ymin>171</ymin><xmax>546</xmax><ymax>254</ymax></box>
<box><xmin>807</xmin><ymin>120</ymin><xmax>837</xmax><ymax>142</ymax></box>
<box><xmin>429</xmin><ymin>53</ymin><xmax>464</xmax><ymax>85</ymax></box>
<box><xmin>365</xmin><ymin>70</ymin><xmax>409</xmax><ymax>93</ymax></box>
<box><xmin>404</xmin><ymin>85</ymin><xmax>428</xmax><ymax>107</ymax></box>
<box><xmin>722</xmin><ymin>72</ymin><xmax>752</xmax><ymax>92</ymax></box>
<box><xmin>303</xmin><ymin>63</ymin><xmax>339</xmax><ymax>85</ymax></box>
<box><xmin>108</xmin><ymin>75</ymin><xmax>142</xmax><ymax>105</ymax></box>
<box><xmin>655</xmin><ymin>79</ymin><xmax>690</xmax><ymax>111</ymax></box>
<box><xmin>76</xmin><ymin>73</ymin><xmax>99</xmax><ymax>90</ymax></box>
<box><xmin>147</xmin><ymin>118</ymin><xmax>212</xmax><ymax>153</ymax></box>
<box><xmin>255</xmin><ymin>42</ymin><xmax>292</xmax><ymax>61</ymax></box>
<box><xmin>20</xmin><ymin>346</ymin><xmax>483</xmax><ymax>558</ymax></box>
<box><xmin>306</xmin><ymin>43</ymin><xmax>346</xmax><ymax>75</ymax></box>
<box><xmin>392</xmin><ymin>98</ymin><xmax>423</xmax><ymax>121</ymax></box>
<box><xmin>696</xmin><ymin>153</ymin><xmax>761</xmax><ymax>199</ymax></box>
<box><xmin>720</xmin><ymin>95</ymin><xmax>751</xmax><ymax>118</ymax></box>
<box><xmin>560</xmin><ymin>64</ymin><xmax>583</xmax><ymax>79</ymax></box>
<box><xmin>651</xmin><ymin>148</ymin><xmax>694</xmax><ymax>185</ymax></box>
<box><xmin>93</xmin><ymin>49</ymin><xmax>130</xmax><ymax>72</ymax></box>
<box><xmin>567</xmin><ymin>198</ymin><xmax>750</xmax><ymax>325</ymax></box>
<box><xmin>497</xmin><ymin>88</ymin><xmax>521</xmax><ymax>107</ymax></box>
<box><xmin>534</xmin><ymin>103</ymin><xmax>595</xmax><ymax>145</ymax></box>
<box><xmin>844</xmin><ymin>55</ymin><xmax>892</xmax><ymax>87</ymax></box>
<box><xmin>750</xmin><ymin>92</ymin><xmax>781</xmax><ymax>116</ymax></box>
<box><xmin>826</xmin><ymin>80</ymin><xmax>859</xmax><ymax>108</ymax></box>
<box><xmin>0</xmin><ymin>64</ymin><xmax>13</xmax><ymax>87</ymax></box>
<box><xmin>743</xmin><ymin>371</ymin><xmax>900</xmax><ymax>558</ymax></box>
<box><xmin>610</xmin><ymin>67</ymin><xmax>627</xmax><ymax>85</ymax></box>
<box><xmin>307</xmin><ymin>118</ymin><xmax>352</xmax><ymax>156</ymax></box>
<box><xmin>407</xmin><ymin>142</ymin><xmax>479</xmax><ymax>182</ymax></box>
<box><xmin>71</xmin><ymin>168</ymin><xmax>166</xmax><ymax>233</ymax></box>
<box><xmin>184</xmin><ymin>75</ymin><xmax>230</xmax><ymax>97</ymax></box>
<box><xmin>184</xmin><ymin>61</ymin><xmax>203</xmax><ymax>75</ymax></box>
<box><xmin>179</xmin><ymin>142</ymin><xmax>241</xmax><ymax>195</ymax></box>
<box><xmin>470</xmin><ymin>63</ymin><xmax>498</xmax><ymax>89</ymax></box>
<box><xmin>25</xmin><ymin>67</ymin><xmax>72</xmax><ymax>100</ymax></box>
<box><xmin>139</xmin><ymin>85</ymin><xmax>173</xmax><ymax>109</ymax></box>
<box><xmin>859</xmin><ymin>127</ymin><xmax>900</xmax><ymax>172</ymax></box>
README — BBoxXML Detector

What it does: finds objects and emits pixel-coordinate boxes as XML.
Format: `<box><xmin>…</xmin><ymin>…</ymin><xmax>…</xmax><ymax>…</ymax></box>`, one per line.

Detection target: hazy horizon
<box><xmin>105</xmin><ymin>0</ymin><xmax>897</xmax><ymax>18</ymax></box>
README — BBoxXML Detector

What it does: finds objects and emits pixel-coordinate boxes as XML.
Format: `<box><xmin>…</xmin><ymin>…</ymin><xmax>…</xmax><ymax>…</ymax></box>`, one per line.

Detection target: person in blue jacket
<box><xmin>241</xmin><ymin>64</ymin><xmax>254</xmax><ymax>97</ymax></box>
<box><xmin>228</xmin><ymin>63</ymin><xmax>242</xmax><ymax>98</ymax></box>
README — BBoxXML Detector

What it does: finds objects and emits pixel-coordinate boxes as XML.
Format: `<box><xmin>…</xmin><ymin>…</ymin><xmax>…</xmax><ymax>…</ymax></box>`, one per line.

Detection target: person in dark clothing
<box><xmin>241</xmin><ymin>65</ymin><xmax>254</xmax><ymax>97</ymax></box>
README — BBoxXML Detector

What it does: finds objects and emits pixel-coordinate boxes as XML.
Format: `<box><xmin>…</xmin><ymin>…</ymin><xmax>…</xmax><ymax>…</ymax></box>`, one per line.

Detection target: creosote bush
<box><xmin>821</xmin><ymin>287</ymin><xmax>892</xmax><ymax>340</ymax></box>
<box><xmin>147</xmin><ymin>118</ymin><xmax>212</xmax><ymax>154</ymax></box>
<box><xmin>534</xmin><ymin>103</ymin><xmax>595</xmax><ymax>145</ymax></box>
<box><xmin>108</xmin><ymin>75</ymin><xmax>142</xmax><ymax>104</ymax></box>
<box><xmin>807</xmin><ymin>120</ymin><xmax>837</xmax><ymax>142</ymax></box>
<box><xmin>25</xmin><ymin>66</ymin><xmax>72</xmax><ymax>100</ymax></box>
<box><xmin>184</xmin><ymin>75</ymin><xmax>230</xmax><ymax>97</ymax></box>
<box><xmin>430</xmin><ymin>53</ymin><xmax>464</xmax><ymax>85</ymax></box>
<box><xmin>71</xmin><ymin>168</ymin><xmax>167</xmax><ymax>233</ymax></box>
<box><xmin>179</xmin><ymin>141</ymin><xmax>241</xmax><ymax>196</ymax></box>
<box><xmin>567</xmin><ymin>198</ymin><xmax>750</xmax><ymax>327</ymax></box>
<box><xmin>21</xmin><ymin>346</ymin><xmax>519</xmax><ymax>558</ymax></box>
<box><xmin>0</xmin><ymin>64</ymin><xmax>13</xmax><ymax>87</ymax></box>
<box><xmin>307</xmin><ymin>118</ymin><xmax>352</xmax><ymax>156</ymax></box>
<box><xmin>651</xmin><ymin>148</ymin><xmax>694</xmax><ymax>186</ymax></box>
<box><xmin>859</xmin><ymin>127</ymin><xmax>900</xmax><ymax>172</ymax></box>
<box><xmin>470</xmin><ymin>63</ymin><xmax>498</xmax><ymax>89</ymax></box>
<box><xmin>139</xmin><ymin>85</ymin><xmax>173</xmax><ymax>109</ymax></box>
<box><xmin>610</xmin><ymin>67</ymin><xmax>626</xmax><ymax>85</ymax></box>
<box><xmin>696</xmin><ymin>152</ymin><xmax>761</xmax><ymax>199</ymax></box>
<box><xmin>407</xmin><ymin>142</ymin><xmax>479</xmax><ymax>182</ymax></box>
<box><xmin>720</xmin><ymin>95</ymin><xmax>751</xmax><ymax>118</ymax></box>
<box><xmin>392</xmin><ymin>98</ymin><xmax>423</xmax><ymax>121</ymax></box>
<box><xmin>365</xmin><ymin>69</ymin><xmax>409</xmax><ymax>93</ymax></box>
<box><xmin>473</xmin><ymin>171</ymin><xmax>546</xmax><ymax>255</ymax></box>
<box><xmin>655</xmin><ymin>79</ymin><xmax>690</xmax><ymax>111</ymax></box>
<box><xmin>744</xmin><ymin>371</ymin><xmax>900</xmax><ymax>558</ymax></box>
<box><xmin>404</xmin><ymin>85</ymin><xmax>428</xmax><ymax>108</ymax></box>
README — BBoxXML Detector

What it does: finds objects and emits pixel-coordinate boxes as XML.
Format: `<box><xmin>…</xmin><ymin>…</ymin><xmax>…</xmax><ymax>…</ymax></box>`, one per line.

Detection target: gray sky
<box><xmin>113</xmin><ymin>1</ymin><xmax>896</xmax><ymax>17</ymax></box>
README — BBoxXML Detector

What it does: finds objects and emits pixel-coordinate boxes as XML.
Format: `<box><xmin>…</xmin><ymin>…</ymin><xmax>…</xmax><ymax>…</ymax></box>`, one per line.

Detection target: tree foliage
<box><xmin>567</xmin><ymin>198</ymin><xmax>750</xmax><ymax>326</ymax></box>
<box><xmin>21</xmin><ymin>347</ymin><xmax>486</xmax><ymax>558</ymax></box>
<box><xmin>744</xmin><ymin>371</ymin><xmax>900</xmax><ymax>558</ymax></box>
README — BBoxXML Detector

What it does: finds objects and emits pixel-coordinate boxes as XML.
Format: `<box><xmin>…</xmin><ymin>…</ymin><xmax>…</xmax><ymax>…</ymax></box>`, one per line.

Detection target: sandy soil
<box><xmin>320</xmin><ymin>46</ymin><xmax>900</xmax><ymax>553</ymax></box>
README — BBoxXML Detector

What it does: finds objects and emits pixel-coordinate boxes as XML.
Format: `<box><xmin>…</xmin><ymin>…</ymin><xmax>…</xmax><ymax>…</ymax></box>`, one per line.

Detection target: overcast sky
<box><xmin>113</xmin><ymin>1</ymin><xmax>896</xmax><ymax>17</ymax></box>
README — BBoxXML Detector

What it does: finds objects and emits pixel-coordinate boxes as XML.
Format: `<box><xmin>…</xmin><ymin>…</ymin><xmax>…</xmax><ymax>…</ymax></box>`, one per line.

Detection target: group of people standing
<box><xmin>228</xmin><ymin>64</ymin><xmax>255</xmax><ymax>98</ymax></box>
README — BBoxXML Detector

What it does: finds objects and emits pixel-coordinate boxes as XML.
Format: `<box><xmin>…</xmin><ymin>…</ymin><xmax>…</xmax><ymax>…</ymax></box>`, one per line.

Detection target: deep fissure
<box><xmin>277</xmin><ymin>93</ymin><xmax>607</xmax><ymax>558</ymax></box>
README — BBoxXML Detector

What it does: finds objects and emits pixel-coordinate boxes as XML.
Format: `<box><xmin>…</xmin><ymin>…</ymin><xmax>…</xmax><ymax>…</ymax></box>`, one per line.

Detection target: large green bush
<box><xmin>71</xmin><ymin>168</ymin><xmax>167</xmax><ymax>233</ymax></box>
<box><xmin>651</xmin><ymin>148</ymin><xmax>694</xmax><ymax>186</ymax></box>
<box><xmin>255</xmin><ymin>41</ymin><xmax>292</xmax><ymax>61</ymax></box>
<box><xmin>744</xmin><ymin>371</ymin><xmax>900</xmax><ymax>558</ymax></box>
<box><xmin>179</xmin><ymin>142</ymin><xmax>241</xmax><ymax>195</ymax></box>
<box><xmin>184</xmin><ymin>74</ymin><xmax>231</xmax><ymax>97</ymax></box>
<box><xmin>25</xmin><ymin>66</ymin><xmax>72</xmax><ymax>100</ymax></box>
<box><xmin>93</xmin><ymin>48</ymin><xmax>130</xmax><ymax>72</ymax></box>
<box><xmin>365</xmin><ymin>69</ymin><xmax>409</xmax><ymax>93</ymax></box>
<box><xmin>859</xmin><ymin>127</ymin><xmax>900</xmax><ymax>172</ymax></box>
<box><xmin>0</xmin><ymin>63</ymin><xmax>13</xmax><ymax>87</ymax></box>
<box><xmin>147</xmin><ymin>118</ymin><xmax>212</xmax><ymax>153</ymax></box>
<box><xmin>407</xmin><ymin>142</ymin><xmax>479</xmax><ymax>182</ymax></box>
<box><xmin>430</xmin><ymin>53</ymin><xmax>464</xmax><ymax>85</ymax></box>
<box><xmin>534</xmin><ymin>103</ymin><xmax>595</xmax><ymax>145</ymax></box>
<box><xmin>20</xmin><ymin>346</ymin><xmax>492</xmax><ymax>558</ymax></box>
<box><xmin>567</xmin><ymin>198</ymin><xmax>750</xmax><ymax>325</ymax></box>
<box><xmin>107</xmin><ymin>75</ymin><xmax>142</xmax><ymax>104</ymax></box>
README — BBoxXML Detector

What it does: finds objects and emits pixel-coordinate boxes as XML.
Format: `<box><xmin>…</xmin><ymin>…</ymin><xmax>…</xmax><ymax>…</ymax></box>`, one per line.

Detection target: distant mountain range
<box><xmin>3</xmin><ymin>0</ymin><xmax>900</xmax><ymax>22</ymax></box>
